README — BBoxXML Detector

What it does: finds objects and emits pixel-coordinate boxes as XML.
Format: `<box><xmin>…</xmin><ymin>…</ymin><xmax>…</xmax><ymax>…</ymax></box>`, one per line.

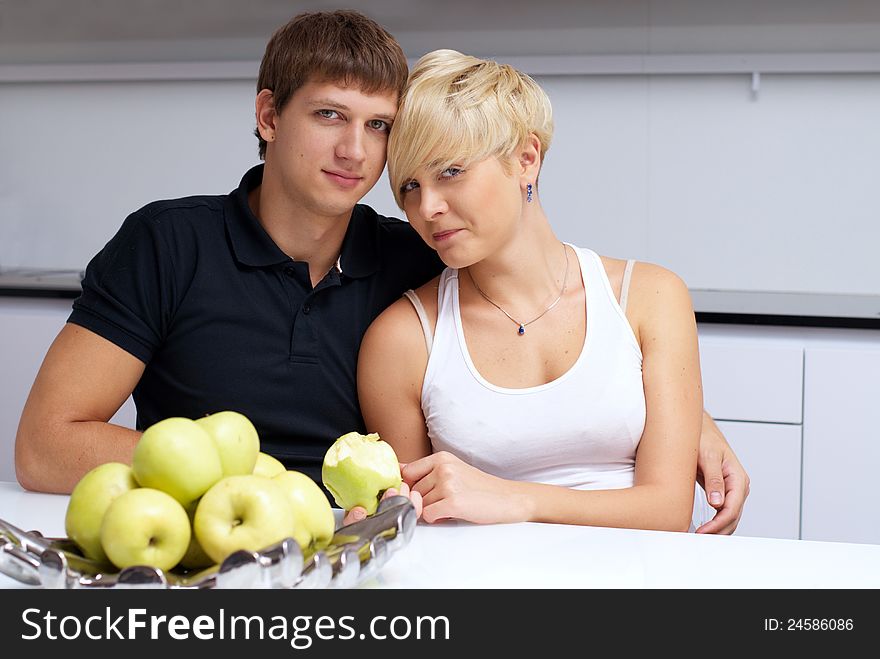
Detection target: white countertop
<box><xmin>2</xmin><ymin>481</ymin><xmax>878</xmax><ymax>588</ymax></box>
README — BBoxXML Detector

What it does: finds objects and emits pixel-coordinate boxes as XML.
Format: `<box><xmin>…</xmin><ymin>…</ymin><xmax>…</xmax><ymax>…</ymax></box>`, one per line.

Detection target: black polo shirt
<box><xmin>69</xmin><ymin>164</ymin><xmax>443</xmax><ymax>484</ymax></box>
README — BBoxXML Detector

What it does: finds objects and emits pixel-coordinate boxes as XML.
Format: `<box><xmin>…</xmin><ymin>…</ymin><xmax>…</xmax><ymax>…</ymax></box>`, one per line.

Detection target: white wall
<box><xmin>537</xmin><ymin>73</ymin><xmax>880</xmax><ymax>294</ymax></box>
<box><xmin>2</xmin><ymin>70</ymin><xmax>879</xmax><ymax>294</ymax></box>
<box><xmin>0</xmin><ymin>79</ymin><xmax>261</xmax><ymax>270</ymax></box>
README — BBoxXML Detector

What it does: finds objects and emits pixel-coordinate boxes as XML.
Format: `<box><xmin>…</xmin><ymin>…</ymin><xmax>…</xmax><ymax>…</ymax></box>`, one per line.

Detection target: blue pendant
<box><xmin>518</xmin><ymin>325</ymin><xmax>525</xmax><ymax>335</ymax></box>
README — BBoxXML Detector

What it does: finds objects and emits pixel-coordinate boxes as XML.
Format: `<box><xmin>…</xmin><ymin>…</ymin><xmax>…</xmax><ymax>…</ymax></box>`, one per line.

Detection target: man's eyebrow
<box><xmin>308</xmin><ymin>99</ymin><xmax>395</xmax><ymax>122</ymax></box>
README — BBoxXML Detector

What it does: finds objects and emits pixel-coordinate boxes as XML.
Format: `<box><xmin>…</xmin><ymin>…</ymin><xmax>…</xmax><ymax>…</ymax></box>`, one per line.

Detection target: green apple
<box><xmin>178</xmin><ymin>499</ymin><xmax>214</xmax><ymax>570</ymax></box>
<box><xmin>193</xmin><ymin>474</ymin><xmax>297</xmax><ymax>565</ymax></box>
<box><xmin>132</xmin><ymin>417</ymin><xmax>223</xmax><ymax>505</ymax></box>
<box><xmin>100</xmin><ymin>487</ymin><xmax>191</xmax><ymax>571</ymax></box>
<box><xmin>252</xmin><ymin>451</ymin><xmax>286</xmax><ymax>478</ymax></box>
<box><xmin>64</xmin><ymin>462</ymin><xmax>138</xmax><ymax>563</ymax></box>
<box><xmin>195</xmin><ymin>411</ymin><xmax>260</xmax><ymax>477</ymax></box>
<box><xmin>272</xmin><ymin>470</ymin><xmax>336</xmax><ymax>552</ymax></box>
<box><xmin>322</xmin><ymin>431</ymin><xmax>402</xmax><ymax>515</ymax></box>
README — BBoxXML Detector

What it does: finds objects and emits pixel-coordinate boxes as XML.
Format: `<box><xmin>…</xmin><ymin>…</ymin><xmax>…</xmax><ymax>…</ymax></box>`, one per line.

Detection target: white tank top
<box><xmin>405</xmin><ymin>245</ymin><xmax>645</xmax><ymax>491</ymax></box>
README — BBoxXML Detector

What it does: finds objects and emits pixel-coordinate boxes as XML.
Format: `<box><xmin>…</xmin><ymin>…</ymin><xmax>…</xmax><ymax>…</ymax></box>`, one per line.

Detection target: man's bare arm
<box><xmin>15</xmin><ymin>324</ymin><xmax>146</xmax><ymax>493</ymax></box>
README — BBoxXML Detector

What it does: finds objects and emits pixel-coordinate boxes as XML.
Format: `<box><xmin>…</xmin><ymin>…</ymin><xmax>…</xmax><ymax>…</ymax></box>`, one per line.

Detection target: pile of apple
<box><xmin>64</xmin><ymin>411</ymin><xmax>337</xmax><ymax>573</ymax></box>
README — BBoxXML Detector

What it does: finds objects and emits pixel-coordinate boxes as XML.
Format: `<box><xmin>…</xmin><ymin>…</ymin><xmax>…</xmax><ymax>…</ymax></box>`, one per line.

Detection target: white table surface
<box><xmin>2</xmin><ymin>481</ymin><xmax>879</xmax><ymax>588</ymax></box>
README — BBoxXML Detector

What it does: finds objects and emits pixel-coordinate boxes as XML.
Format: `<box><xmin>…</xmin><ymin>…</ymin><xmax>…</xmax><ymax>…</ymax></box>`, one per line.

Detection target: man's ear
<box><xmin>518</xmin><ymin>133</ymin><xmax>542</xmax><ymax>177</ymax></box>
<box><xmin>255</xmin><ymin>89</ymin><xmax>277</xmax><ymax>143</ymax></box>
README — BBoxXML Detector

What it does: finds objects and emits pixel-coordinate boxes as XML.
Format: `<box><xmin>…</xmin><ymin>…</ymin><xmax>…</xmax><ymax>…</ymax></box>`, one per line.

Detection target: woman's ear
<box><xmin>518</xmin><ymin>133</ymin><xmax>542</xmax><ymax>177</ymax></box>
<box><xmin>255</xmin><ymin>89</ymin><xmax>277</xmax><ymax>143</ymax></box>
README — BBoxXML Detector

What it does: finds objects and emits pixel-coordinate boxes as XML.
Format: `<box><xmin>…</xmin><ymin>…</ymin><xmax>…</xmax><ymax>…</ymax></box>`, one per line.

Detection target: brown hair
<box><xmin>254</xmin><ymin>10</ymin><xmax>408</xmax><ymax>159</ymax></box>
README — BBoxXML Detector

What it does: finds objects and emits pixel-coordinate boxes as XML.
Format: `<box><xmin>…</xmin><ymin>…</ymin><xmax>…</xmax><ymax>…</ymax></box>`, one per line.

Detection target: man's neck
<box><xmin>248</xmin><ymin>179</ymin><xmax>351</xmax><ymax>288</ymax></box>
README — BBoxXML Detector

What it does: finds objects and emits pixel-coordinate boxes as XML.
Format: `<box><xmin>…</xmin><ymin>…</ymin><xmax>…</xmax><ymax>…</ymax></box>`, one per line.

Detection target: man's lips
<box><xmin>323</xmin><ymin>170</ymin><xmax>363</xmax><ymax>189</ymax></box>
<box><xmin>432</xmin><ymin>229</ymin><xmax>462</xmax><ymax>242</ymax></box>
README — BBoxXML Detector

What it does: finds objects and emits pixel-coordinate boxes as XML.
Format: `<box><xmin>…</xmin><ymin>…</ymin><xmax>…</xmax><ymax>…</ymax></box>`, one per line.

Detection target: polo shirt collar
<box><xmin>226</xmin><ymin>164</ymin><xmax>380</xmax><ymax>278</ymax></box>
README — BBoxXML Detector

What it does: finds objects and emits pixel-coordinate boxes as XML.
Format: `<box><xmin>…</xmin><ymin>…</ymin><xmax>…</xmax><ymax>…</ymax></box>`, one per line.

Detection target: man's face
<box><xmin>266</xmin><ymin>80</ymin><xmax>398</xmax><ymax>221</ymax></box>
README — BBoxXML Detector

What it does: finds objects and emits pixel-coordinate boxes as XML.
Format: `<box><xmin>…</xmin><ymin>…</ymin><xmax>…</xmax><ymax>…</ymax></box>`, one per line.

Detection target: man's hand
<box><xmin>695</xmin><ymin>411</ymin><xmax>751</xmax><ymax>534</ymax></box>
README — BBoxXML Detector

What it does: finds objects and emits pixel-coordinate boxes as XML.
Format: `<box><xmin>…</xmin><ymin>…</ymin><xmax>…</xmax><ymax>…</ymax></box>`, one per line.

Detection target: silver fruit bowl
<box><xmin>0</xmin><ymin>496</ymin><xmax>415</xmax><ymax>589</ymax></box>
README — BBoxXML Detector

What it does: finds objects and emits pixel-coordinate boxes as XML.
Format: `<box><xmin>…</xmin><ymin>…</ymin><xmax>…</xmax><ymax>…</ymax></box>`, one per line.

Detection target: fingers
<box><xmin>409</xmin><ymin>488</ymin><xmax>424</xmax><ymax>519</ymax></box>
<box><xmin>705</xmin><ymin>475</ymin><xmax>725</xmax><ymax>508</ymax></box>
<box><xmin>695</xmin><ymin>477</ymin><xmax>745</xmax><ymax>534</ymax></box>
<box><xmin>401</xmin><ymin>454</ymin><xmax>440</xmax><ymax>485</ymax></box>
<box><xmin>420</xmin><ymin>499</ymin><xmax>453</xmax><ymax>524</ymax></box>
<box><xmin>697</xmin><ymin>452</ymin><xmax>725</xmax><ymax>509</ymax></box>
<box><xmin>695</xmin><ymin>505</ymin><xmax>738</xmax><ymax>535</ymax></box>
<box><xmin>382</xmin><ymin>481</ymin><xmax>425</xmax><ymax>520</ymax></box>
<box><xmin>342</xmin><ymin>506</ymin><xmax>368</xmax><ymax>525</ymax></box>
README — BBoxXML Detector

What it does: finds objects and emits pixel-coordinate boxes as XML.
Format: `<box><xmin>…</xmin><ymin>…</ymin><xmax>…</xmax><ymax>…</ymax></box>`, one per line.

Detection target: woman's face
<box><xmin>399</xmin><ymin>156</ymin><xmax>523</xmax><ymax>268</ymax></box>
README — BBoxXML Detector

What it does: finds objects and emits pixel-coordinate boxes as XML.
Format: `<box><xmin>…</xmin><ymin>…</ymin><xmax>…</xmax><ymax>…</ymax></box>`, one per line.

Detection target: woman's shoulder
<box><xmin>367</xmin><ymin>274</ymin><xmax>443</xmax><ymax>342</ymax></box>
<box><xmin>627</xmin><ymin>261</ymin><xmax>689</xmax><ymax>300</ymax></box>
<box><xmin>592</xmin><ymin>252</ymin><xmax>691</xmax><ymax>334</ymax></box>
<box><xmin>594</xmin><ymin>253</ymin><xmax>687</xmax><ymax>297</ymax></box>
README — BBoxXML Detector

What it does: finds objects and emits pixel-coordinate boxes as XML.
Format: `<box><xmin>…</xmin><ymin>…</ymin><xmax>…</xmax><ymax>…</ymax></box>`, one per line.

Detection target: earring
<box><xmin>526</xmin><ymin>183</ymin><xmax>533</xmax><ymax>203</ymax></box>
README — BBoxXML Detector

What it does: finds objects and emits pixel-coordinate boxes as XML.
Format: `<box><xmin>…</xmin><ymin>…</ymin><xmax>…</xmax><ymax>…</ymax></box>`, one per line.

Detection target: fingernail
<box><xmin>353</xmin><ymin>509</ymin><xmax>366</xmax><ymax>520</ymax></box>
<box><xmin>709</xmin><ymin>492</ymin><xmax>723</xmax><ymax>505</ymax></box>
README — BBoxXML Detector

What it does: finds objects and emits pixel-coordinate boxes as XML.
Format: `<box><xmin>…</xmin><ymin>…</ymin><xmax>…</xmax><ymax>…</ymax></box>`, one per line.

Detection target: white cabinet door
<box><xmin>802</xmin><ymin>348</ymin><xmax>880</xmax><ymax>545</ymax></box>
<box><xmin>699</xmin><ymin>340</ymin><xmax>803</xmax><ymax>423</ymax></box>
<box><xmin>716</xmin><ymin>421</ymin><xmax>802</xmax><ymax>540</ymax></box>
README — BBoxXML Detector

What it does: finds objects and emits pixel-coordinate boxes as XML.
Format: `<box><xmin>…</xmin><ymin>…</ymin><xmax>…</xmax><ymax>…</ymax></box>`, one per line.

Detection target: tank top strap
<box><xmin>619</xmin><ymin>259</ymin><xmax>636</xmax><ymax>313</ymax></box>
<box><xmin>402</xmin><ymin>290</ymin><xmax>433</xmax><ymax>356</ymax></box>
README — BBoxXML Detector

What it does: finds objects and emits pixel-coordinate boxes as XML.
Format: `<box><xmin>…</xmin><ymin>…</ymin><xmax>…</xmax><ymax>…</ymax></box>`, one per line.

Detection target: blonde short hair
<box><xmin>387</xmin><ymin>49</ymin><xmax>554</xmax><ymax>208</ymax></box>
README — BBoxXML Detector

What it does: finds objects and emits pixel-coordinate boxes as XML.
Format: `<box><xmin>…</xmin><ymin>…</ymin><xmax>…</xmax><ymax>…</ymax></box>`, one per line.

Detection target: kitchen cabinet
<box><xmin>715</xmin><ymin>421</ymin><xmax>802</xmax><ymax>540</ymax></box>
<box><xmin>802</xmin><ymin>347</ymin><xmax>880</xmax><ymax>545</ymax></box>
<box><xmin>699</xmin><ymin>324</ymin><xmax>880</xmax><ymax>544</ymax></box>
<box><xmin>698</xmin><ymin>334</ymin><xmax>804</xmax><ymax>540</ymax></box>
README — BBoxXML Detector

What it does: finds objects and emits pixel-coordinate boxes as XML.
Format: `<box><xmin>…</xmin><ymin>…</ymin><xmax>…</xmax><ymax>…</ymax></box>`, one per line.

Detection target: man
<box><xmin>14</xmin><ymin>10</ymin><xmax>747</xmax><ymax>533</ymax></box>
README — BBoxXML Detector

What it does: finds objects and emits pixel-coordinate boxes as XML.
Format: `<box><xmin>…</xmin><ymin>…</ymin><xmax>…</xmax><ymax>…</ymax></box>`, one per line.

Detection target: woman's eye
<box><xmin>317</xmin><ymin>109</ymin><xmax>340</xmax><ymax>119</ymax></box>
<box><xmin>440</xmin><ymin>167</ymin><xmax>463</xmax><ymax>179</ymax></box>
<box><xmin>400</xmin><ymin>179</ymin><xmax>420</xmax><ymax>194</ymax></box>
<box><xmin>368</xmin><ymin>119</ymin><xmax>390</xmax><ymax>132</ymax></box>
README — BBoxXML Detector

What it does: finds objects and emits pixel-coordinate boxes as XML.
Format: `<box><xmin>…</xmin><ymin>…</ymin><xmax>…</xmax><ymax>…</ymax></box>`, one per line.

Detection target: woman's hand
<box><xmin>340</xmin><ymin>476</ymin><xmax>424</xmax><ymax>526</ymax></box>
<box><xmin>402</xmin><ymin>451</ymin><xmax>531</xmax><ymax>525</ymax></box>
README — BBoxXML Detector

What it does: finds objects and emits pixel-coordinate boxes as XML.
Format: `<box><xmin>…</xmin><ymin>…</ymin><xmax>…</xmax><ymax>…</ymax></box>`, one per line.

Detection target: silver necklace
<box><xmin>467</xmin><ymin>244</ymin><xmax>569</xmax><ymax>336</ymax></box>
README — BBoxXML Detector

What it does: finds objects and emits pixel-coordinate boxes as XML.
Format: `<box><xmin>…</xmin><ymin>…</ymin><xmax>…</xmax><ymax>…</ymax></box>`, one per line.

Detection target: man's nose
<box><xmin>336</xmin><ymin>126</ymin><xmax>366</xmax><ymax>163</ymax></box>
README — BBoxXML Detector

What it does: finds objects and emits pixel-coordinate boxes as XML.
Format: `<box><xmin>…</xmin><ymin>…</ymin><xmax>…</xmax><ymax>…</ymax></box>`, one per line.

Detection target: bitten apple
<box><xmin>64</xmin><ymin>462</ymin><xmax>138</xmax><ymax>563</ymax></box>
<box><xmin>132</xmin><ymin>417</ymin><xmax>223</xmax><ymax>505</ymax></box>
<box><xmin>273</xmin><ymin>470</ymin><xmax>336</xmax><ymax>552</ymax></box>
<box><xmin>100</xmin><ymin>487</ymin><xmax>191</xmax><ymax>571</ymax></box>
<box><xmin>193</xmin><ymin>475</ymin><xmax>297</xmax><ymax>564</ymax></box>
<box><xmin>195</xmin><ymin>411</ymin><xmax>259</xmax><ymax>477</ymax></box>
<box><xmin>322</xmin><ymin>432</ymin><xmax>402</xmax><ymax>515</ymax></box>
<box><xmin>252</xmin><ymin>451</ymin><xmax>286</xmax><ymax>478</ymax></box>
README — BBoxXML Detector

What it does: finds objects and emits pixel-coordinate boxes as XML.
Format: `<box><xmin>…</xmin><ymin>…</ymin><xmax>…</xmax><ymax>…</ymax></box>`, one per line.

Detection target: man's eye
<box><xmin>368</xmin><ymin>119</ymin><xmax>390</xmax><ymax>132</ymax></box>
<box><xmin>317</xmin><ymin>109</ymin><xmax>340</xmax><ymax>119</ymax></box>
<box><xmin>400</xmin><ymin>179</ymin><xmax>420</xmax><ymax>194</ymax></box>
<box><xmin>440</xmin><ymin>167</ymin><xmax>463</xmax><ymax>179</ymax></box>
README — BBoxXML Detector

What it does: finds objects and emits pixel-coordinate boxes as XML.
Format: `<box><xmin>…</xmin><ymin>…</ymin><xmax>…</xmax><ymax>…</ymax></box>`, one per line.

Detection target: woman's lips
<box><xmin>432</xmin><ymin>229</ymin><xmax>462</xmax><ymax>242</ymax></box>
<box><xmin>323</xmin><ymin>170</ymin><xmax>363</xmax><ymax>189</ymax></box>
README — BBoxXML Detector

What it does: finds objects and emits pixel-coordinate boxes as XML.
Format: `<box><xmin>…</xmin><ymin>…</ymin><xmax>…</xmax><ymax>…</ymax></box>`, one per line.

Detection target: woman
<box><xmin>357</xmin><ymin>50</ymin><xmax>702</xmax><ymax>531</ymax></box>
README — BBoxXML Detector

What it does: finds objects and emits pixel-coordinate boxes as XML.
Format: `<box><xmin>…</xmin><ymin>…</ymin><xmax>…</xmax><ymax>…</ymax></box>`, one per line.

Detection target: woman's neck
<box><xmin>464</xmin><ymin>215</ymin><xmax>572</xmax><ymax>312</ymax></box>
